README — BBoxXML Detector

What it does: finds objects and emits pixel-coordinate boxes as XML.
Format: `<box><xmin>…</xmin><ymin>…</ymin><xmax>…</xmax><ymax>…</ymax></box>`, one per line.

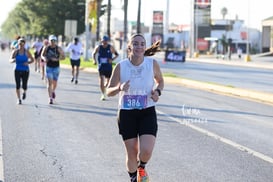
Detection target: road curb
<box><xmin>164</xmin><ymin>77</ymin><xmax>273</xmax><ymax>105</ymax></box>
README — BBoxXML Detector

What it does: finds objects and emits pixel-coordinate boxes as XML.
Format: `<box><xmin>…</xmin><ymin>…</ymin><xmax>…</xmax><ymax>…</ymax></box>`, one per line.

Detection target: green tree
<box><xmin>221</xmin><ymin>7</ymin><xmax>228</xmax><ymax>20</ymax></box>
<box><xmin>1</xmin><ymin>3</ymin><xmax>29</xmax><ymax>37</ymax></box>
<box><xmin>1</xmin><ymin>0</ymin><xmax>85</xmax><ymax>39</ymax></box>
<box><xmin>220</xmin><ymin>34</ymin><xmax>228</xmax><ymax>54</ymax></box>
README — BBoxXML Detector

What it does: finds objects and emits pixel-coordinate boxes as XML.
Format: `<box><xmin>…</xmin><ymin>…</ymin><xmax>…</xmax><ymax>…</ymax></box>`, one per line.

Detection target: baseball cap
<box><xmin>49</xmin><ymin>35</ymin><xmax>57</xmax><ymax>41</ymax></box>
<box><xmin>102</xmin><ymin>35</ymin><xmax>109</xmax><ymax>41</ymax></box>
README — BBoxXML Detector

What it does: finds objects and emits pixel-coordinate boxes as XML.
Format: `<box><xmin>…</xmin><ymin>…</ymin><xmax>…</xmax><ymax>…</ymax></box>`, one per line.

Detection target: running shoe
<box><xmin>52</xmin><ymin>92</ymin><xmax>56</xmax><ymax>99</ymax></box>
<box><xmin>22</xmin><ymin>93</ymin><xmax>26</xmax><ymax>100</ymax></box>
<box><xmin>49</xmin><ymin>98</ymin><xmax>53</xmax><ymax>104</ymax></box>
<box><xmin>71</xmin><ymin>77</ymin><xmax>74</xmax><ymax>83</ymax></box>
<box><xmin>137</xmin><ymin>167</ymin><xmax>149</xmax><ymax>182</ymax></box>
<box><xmin>131</xmin><ymin>176</ymin><xmax>137</xmax><ymax>182</ymax></box>
<box><xmin>17</xmin><ymin>99</ymin><xmax>22</xmax><ymax>105</ymax></box>
<box><xmin>100</xmin><ymin>94</ymin><xmax>106</xmax><ymax>101</ymax></box>
<box><xmin>75</xmin><ymin>80</ymin><xmax>78</xmax><ymax>84</ymax></box>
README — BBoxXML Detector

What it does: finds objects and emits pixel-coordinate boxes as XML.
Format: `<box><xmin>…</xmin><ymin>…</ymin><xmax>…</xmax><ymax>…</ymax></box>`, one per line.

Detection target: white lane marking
<box><xmin>157</xmin><ymin>109</ymin><xmax>273</xmax><ymax>164</ymax></box>
<box><xmin>0</xmin><ymin>118</ymin><xmax>4</xmax><ymax>181</ymax></box>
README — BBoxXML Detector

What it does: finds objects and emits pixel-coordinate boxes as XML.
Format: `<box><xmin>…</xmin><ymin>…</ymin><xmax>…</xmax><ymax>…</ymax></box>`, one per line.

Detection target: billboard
<box><xmin>194</xmin><ymin>0</ymin><xmax>211</xmax><ymax>51</ymax></box>
<box><xmin>152</xmin><ymin>11</ymin><xmax>164</xmax><ymax>47</ymax></box>
<box><xmin>194</xmin><ymin>0</ymin><xmax>211</xmax><ymax>26</ymax></box>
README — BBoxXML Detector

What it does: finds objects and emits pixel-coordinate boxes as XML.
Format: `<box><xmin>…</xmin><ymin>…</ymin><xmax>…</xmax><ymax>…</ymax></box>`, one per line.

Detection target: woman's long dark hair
<box><xmin>128</xmin><ymin>34</ymin><xmax>161</xmax><ymax>57</ymax></box>
<box><xmin>144</xmin><ymin>39</ymin><xmax>161</xmax><ymax>56</ymax></box>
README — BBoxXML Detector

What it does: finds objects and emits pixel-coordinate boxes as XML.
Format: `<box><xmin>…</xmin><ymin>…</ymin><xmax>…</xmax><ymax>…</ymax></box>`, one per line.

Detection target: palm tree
<box><xmin>137</xmin><ymin>0</ymin><xmax>141</xmax><ymax>33</ymax></box>
<box><xmin>107</xmin><ymin>0</ymin><xmax>111</xmax><ymax>37</ymax></box>
<box><xmin>123</xmin><ymin>0</ymin><xmax>128</xmax><ymax>43</ymax></box>
<box><xmin>220</xmin><ymin>7</ymin><xmax>228</xmax><ymax>56</ymax></box>
<box><xmin>96</xmin><ymin>0</ymin><xmax>101</xmax><ymax>41</ymax></box>
<box><xmin>221</xmin><ymin>7</ymin><xmax>228</xmax><ymax>19</ymax></box>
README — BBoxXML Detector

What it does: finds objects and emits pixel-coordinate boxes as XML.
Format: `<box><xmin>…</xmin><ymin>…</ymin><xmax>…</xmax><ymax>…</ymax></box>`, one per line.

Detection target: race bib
<box><xmin>123</xmin><ymin>95</ymin><xmax>148</xmax><ymax>109</ymax></box>
<box><xmin>100</xmin><ymin>58</ymin><xmax>108</xmax><ymax>63</ymax></box>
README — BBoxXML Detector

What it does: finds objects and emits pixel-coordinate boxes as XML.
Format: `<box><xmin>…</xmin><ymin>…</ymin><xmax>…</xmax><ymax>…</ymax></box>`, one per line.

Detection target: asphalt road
<box><xmin>154</xmin><ymin>52</ymin><xmax>273</xmax><ymax>94</ymax></box>
<box><xmin>0</xmin><ymin>50</ymin><xmax>273</xmax><ymax>182</ymax></box>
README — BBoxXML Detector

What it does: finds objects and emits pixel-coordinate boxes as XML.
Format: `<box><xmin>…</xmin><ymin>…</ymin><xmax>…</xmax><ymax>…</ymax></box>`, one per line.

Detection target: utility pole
<box><xmin>96</xmin><ymin>0</ymin><xmax>101</xmax><ymax>41</ymax></box>
<box><xmin>165</xmin><ymin>0</ymin><xmax>170</xmax><ymax>35</ymax></box>
<box><xmin>84</xmin><ymin>0</ymin><xmax>90</xmax><ymax>61</ymax></box>
<box><xmin>245</xmin><ymin>0</ymin><xmax>251</xmax><ymax>62</ymax></box>
<box><xmin>123</xmin><ymin>0</ymin><xmax>128</xmax><ymax>59</ymax></box>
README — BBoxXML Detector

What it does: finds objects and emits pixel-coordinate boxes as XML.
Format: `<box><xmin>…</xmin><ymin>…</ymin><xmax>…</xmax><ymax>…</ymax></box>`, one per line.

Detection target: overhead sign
<box><xmin>152</xmin><ymin>11</ymin><xmax>164</xmax><ymax>47</ymax></box>
<box><xmin>153</xmin><ymin>11</ymin><xmax>164</xmax><ymax>24</ymax></box>
<box><xmin>65</xmin><ymin>20</ymin><xmax>77</xmax><ymax>37</ymax></box>
<box><xmin>197</xmin><ymin>38</ymin><xmax>209</xmax><ymax>51</ymax></box>
<box><xmin>195</xmin><ymin>0</ymin><xmax>211</xmax><ymax>9</ymax></box>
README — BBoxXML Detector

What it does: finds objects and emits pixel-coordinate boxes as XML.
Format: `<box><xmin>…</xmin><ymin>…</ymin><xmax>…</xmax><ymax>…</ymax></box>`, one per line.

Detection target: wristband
<box><xmin>155</xmin><ymin>88</ymin><xmax>161</xmax><ymax>96</ymax></box>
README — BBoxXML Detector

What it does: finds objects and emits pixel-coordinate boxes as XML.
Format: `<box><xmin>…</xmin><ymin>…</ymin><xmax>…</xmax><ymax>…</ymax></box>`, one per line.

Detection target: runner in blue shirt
<box><xmin>9</xmin><ymin>38</ymin><xmax>35</xmax><ymax>104</ymax></box>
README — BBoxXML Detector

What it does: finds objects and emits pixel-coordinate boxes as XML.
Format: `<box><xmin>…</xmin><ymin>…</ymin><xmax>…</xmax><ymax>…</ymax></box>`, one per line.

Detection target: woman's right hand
<box><xmin>119</xmin><ymin>80</ymin><xmax>130</xmax><ymax>92</ymax></box>
<box><xmin>9</xmin><ymin>58</ymin><xmax>15</xmax><ymax>63</ymax></box>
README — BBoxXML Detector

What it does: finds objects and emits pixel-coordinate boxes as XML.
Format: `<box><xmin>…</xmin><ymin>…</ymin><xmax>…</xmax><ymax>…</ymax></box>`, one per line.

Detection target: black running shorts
<box><xmin>99</xmin><ymin>70</ymin><xmax>112</xmax><ymax>78</ymax></box>
<box><xmin>70</xmin><ymin>59</ymin><xmax>81</xmax><ymax>67</ymax></box>
<box><xmin>34</xmin><ymin>51</ymin><xmax>40</xmax><ymax>59</ymax></box>
<box><xmin>117</xmin><ymin>106</ymin><xmax>158</xmax><ymax>141</ymax></box>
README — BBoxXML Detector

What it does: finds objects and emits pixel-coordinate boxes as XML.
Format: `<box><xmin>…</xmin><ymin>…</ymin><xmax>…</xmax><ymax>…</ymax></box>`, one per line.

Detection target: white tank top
<box><xmin>118</xmin><ymin>57</ymin><xmax>156</xmax><ymax>110</ymax></box>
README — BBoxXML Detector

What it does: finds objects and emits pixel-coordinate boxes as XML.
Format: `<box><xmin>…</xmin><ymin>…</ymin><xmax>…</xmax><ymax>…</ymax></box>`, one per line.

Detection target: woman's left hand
<box><xmin>151</xmin><ymin>90</ymin><xmax>160</xmax><ymax>102</ymax></box>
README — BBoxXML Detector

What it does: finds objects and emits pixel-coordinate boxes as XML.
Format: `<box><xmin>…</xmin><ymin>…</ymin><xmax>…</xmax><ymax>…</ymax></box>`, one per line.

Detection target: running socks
<box><xmin>138</xmin><ymin>161</ymin><xmax>147</xmax><ymax>169</ymax></box>
<box><xmin>128</xmin><ymin>171</ymin><xmax>137</xmax><ymax>182</ymax></box>
<box><xmin>128</xmin><ymin>161</ymin><xmax>147</xmax><ymax>181</ymax></box>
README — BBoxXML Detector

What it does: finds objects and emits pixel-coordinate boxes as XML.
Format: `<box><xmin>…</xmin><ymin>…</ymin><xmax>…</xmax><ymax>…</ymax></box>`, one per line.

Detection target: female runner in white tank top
<box><xmin>107</xmin><ymin>34</ymin><xmax>164</xmax><ymax>182</ymax></box>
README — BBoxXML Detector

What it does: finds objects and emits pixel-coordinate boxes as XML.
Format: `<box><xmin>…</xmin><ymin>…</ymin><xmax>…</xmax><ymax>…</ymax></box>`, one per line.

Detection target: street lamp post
<box><xmin>165</xmin><ymin>0</ymin><xmax>170</xmax><ymax>35</ymax></box>
<box><xmin>194</xmin><ymin>6</ymin><xmax>199</xmax><ymax>58</ymax></box>
<box><xmin>245</xmin><ymin>0</ymin><xmax>251</xmax><ymax>62</ymax></box>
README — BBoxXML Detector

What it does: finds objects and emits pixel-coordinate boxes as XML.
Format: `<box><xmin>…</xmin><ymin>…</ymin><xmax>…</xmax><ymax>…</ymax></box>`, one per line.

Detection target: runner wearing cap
<box><xmin>92</xmin><ymin>35</ymin><xmax>119</xmax><ymax>100</ymax></box>
<box><xmin>41</xmin><ymin>35</ymin><xmax>65</xmax><ymax>104</ymax></box>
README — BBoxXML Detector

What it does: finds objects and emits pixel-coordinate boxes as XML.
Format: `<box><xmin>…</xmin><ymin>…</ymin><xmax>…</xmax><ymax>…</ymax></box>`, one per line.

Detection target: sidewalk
<box><xmin>188</xmin><ymin>54</ymin><xmax>273</xmax><ymax>70</ymax></box>
<box><xmin>154</xmin><ymin>52</ymin><xmax>273</xmax><ymax>70</ymax></box>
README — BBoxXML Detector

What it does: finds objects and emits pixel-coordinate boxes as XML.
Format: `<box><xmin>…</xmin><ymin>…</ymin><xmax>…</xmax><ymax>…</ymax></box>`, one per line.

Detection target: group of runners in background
<box><xmin>8</xmin><ymin>33</ymin><xmax>164</xmax><ymax>182</ymax></box>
